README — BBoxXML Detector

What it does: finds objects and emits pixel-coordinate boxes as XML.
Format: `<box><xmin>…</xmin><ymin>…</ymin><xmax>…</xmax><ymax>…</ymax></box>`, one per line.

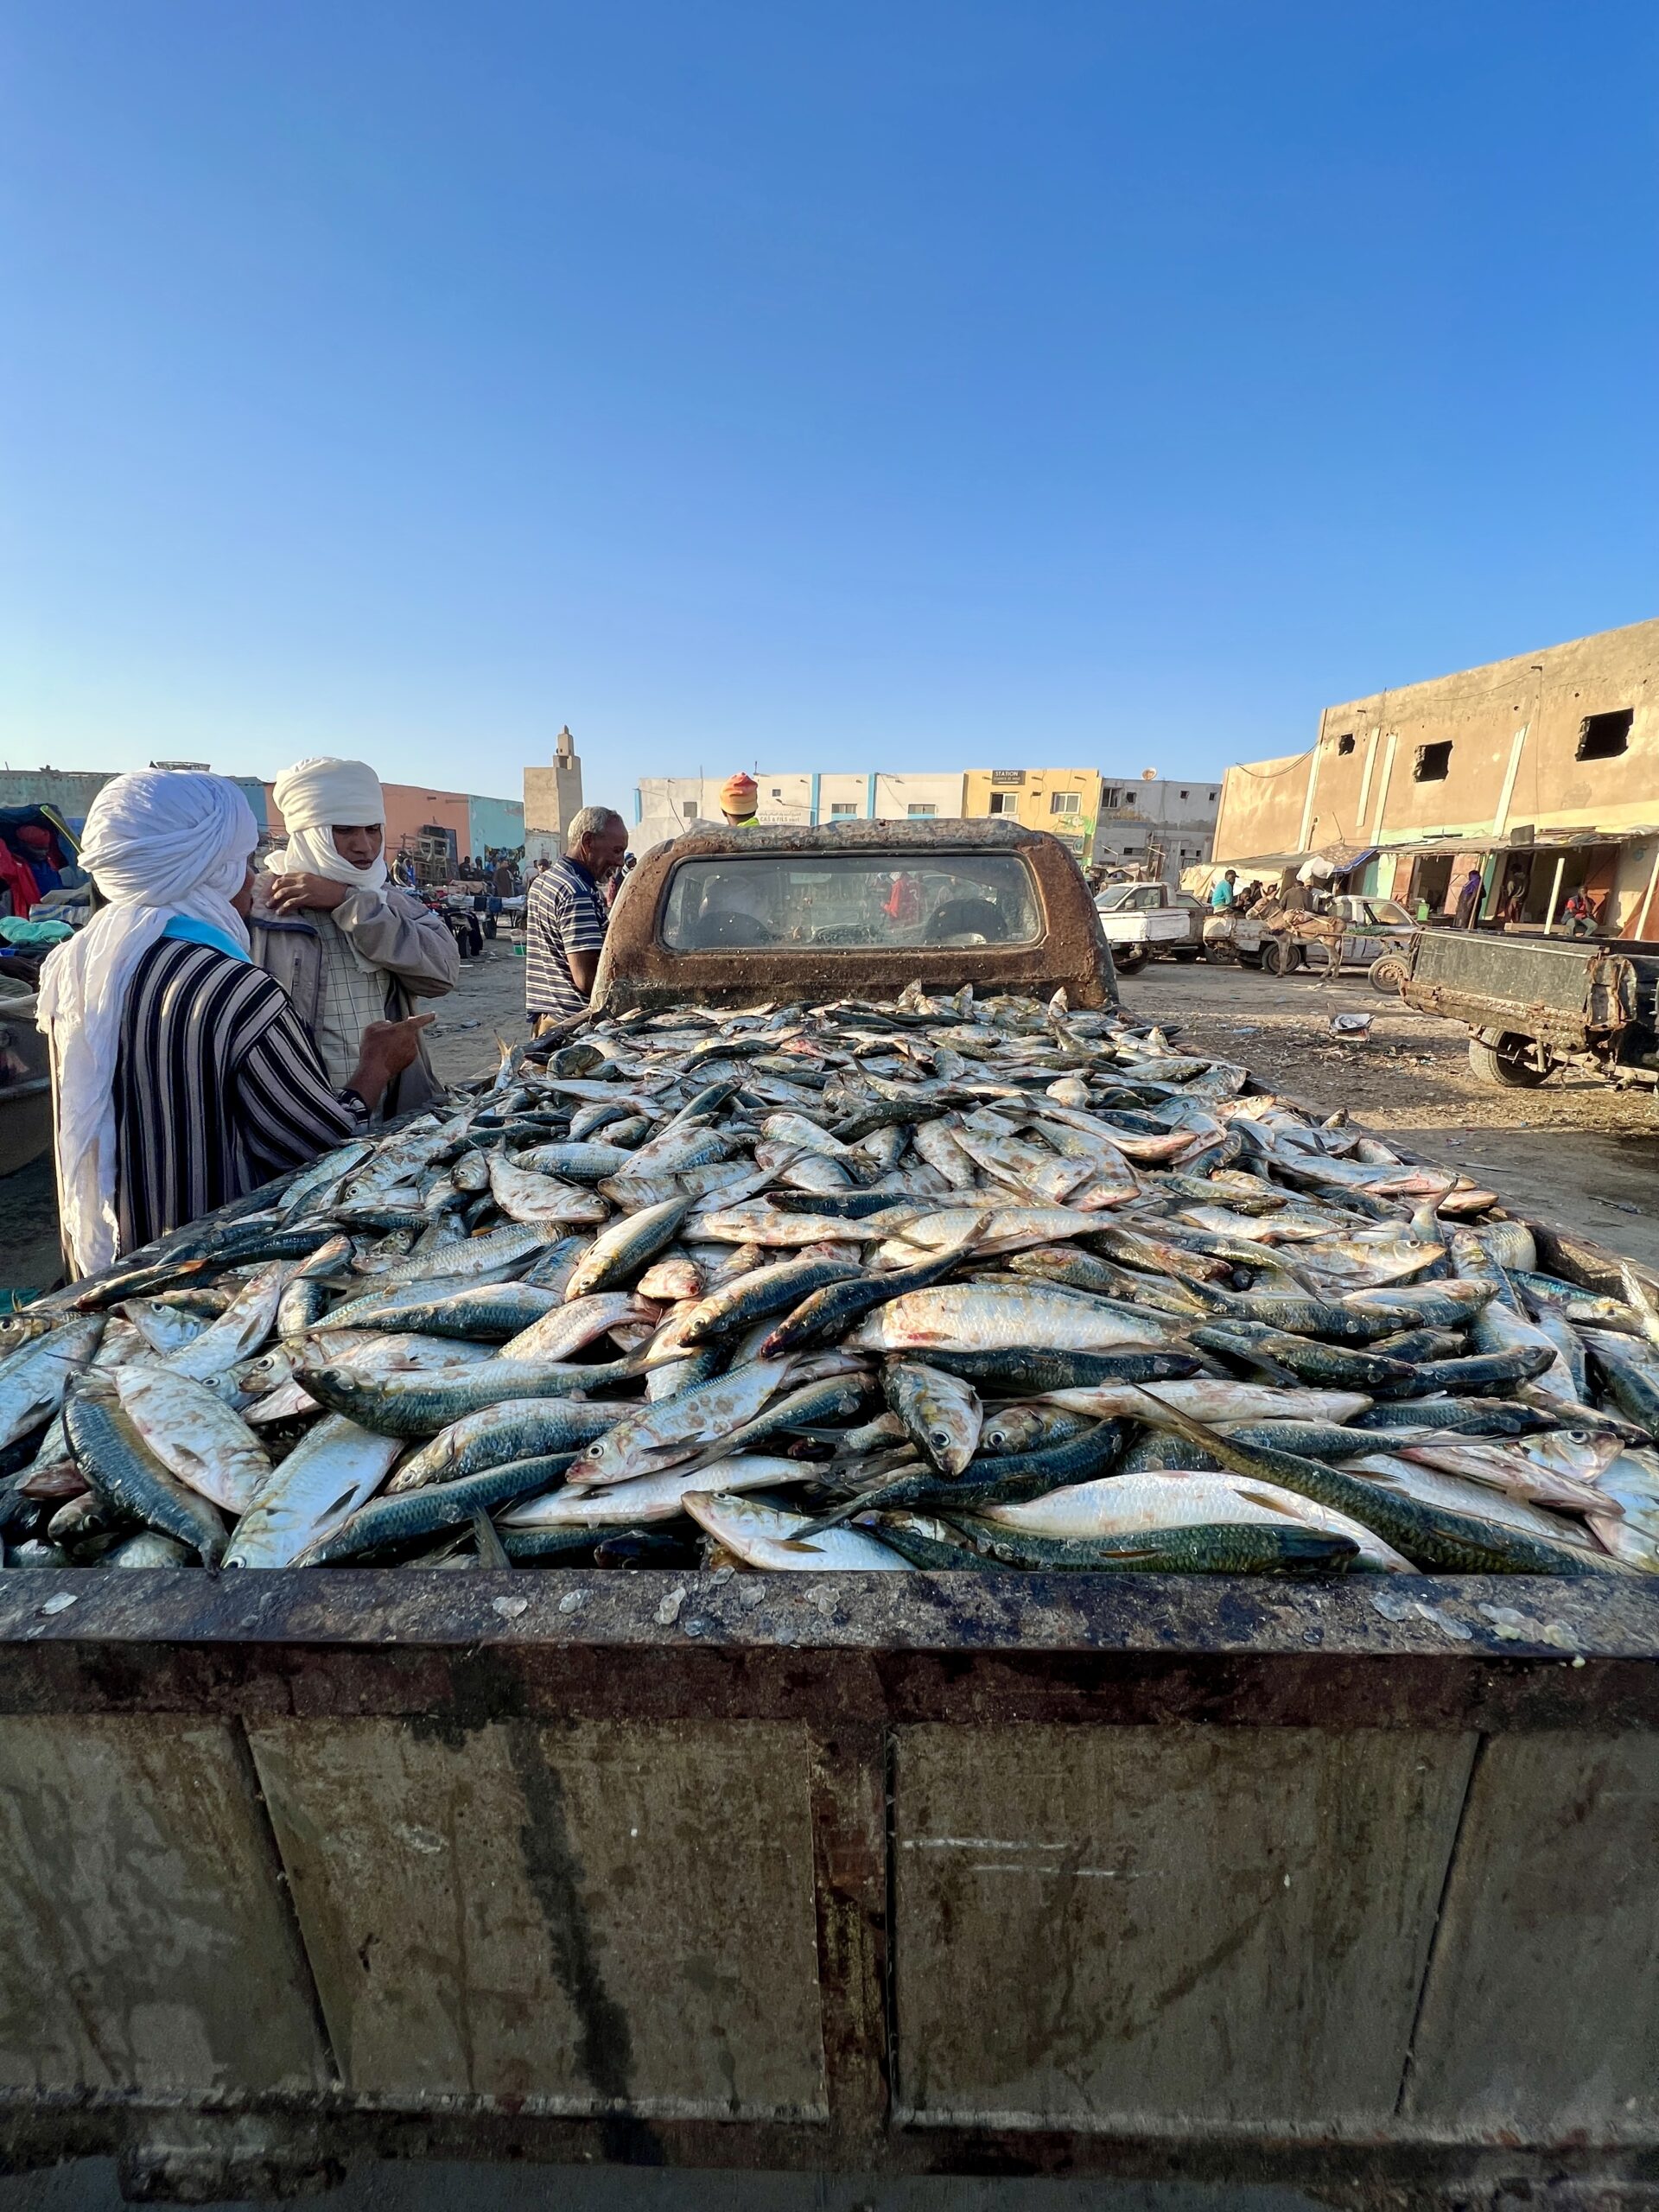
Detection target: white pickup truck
<box><xmin>1091</xmin><ymin>880</ymin><xmax>1206</xmax><ymax>973</ymax></box>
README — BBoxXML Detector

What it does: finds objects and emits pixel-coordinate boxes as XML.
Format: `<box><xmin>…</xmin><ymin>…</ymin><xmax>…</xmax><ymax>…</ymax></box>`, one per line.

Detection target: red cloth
<box><xmin>0</xmin><ymin>843</ymin><xmax>39</xmax><ymax>918</ymax></box>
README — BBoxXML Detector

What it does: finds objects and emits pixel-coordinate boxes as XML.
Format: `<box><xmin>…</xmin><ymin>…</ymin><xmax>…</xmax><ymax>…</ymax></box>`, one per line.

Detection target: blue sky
<box><xmin>2</xmin><ymin>3</ymin><xmax>1655</xmax><ymax>817</ymax></box>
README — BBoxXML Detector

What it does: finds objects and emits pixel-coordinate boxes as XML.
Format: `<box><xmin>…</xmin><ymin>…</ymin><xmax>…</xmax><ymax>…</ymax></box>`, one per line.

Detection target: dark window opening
<box><xmin>1335</xmin><ymin>733</ymin><xmax>1355</xmax><ymax>755</ymax></box>
<box><xmin>1578</xmin><ymin>709</ymin><xmax>1632</xmax><ymax>761</ymax></box>
<box><xmin>1414</xmin><ymin>741</ymin><xmax>1452</xmax><ymax>783</ymax></box>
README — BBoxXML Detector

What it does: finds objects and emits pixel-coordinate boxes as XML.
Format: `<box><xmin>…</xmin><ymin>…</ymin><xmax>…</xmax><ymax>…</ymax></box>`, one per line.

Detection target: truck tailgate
<box><xmin>1</xmin><ymin>1565</ymin><xmax>1656</xmax><ymax>2195</ymax></box>
<box><xmin>1402</xmin><ymin>931</ymin><xmax>1637</xmax><ymax>1051</ymax></box>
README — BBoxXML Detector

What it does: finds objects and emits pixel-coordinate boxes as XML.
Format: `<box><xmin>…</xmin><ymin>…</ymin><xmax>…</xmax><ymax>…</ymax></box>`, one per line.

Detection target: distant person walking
<box><xmin>1453</xmin><ymin>868</ymin><xmax>1484</xmax><ymax>929</ymax></box>
<box><xmin>525</xmin><ymin>807</ymin><xmax>629</xmax><ymax>1032</ymax></box>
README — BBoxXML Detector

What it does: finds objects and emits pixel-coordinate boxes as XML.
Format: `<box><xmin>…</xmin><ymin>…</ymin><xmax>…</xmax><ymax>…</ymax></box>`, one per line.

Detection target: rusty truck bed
<box><xmin>0</xmin><ymin>1563</ymin><xmax>1656</xmax><ymax>2202</ymax></box>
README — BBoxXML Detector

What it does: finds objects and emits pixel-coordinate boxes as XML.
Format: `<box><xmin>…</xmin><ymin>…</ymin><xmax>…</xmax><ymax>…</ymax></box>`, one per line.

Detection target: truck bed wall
<box><xmin>1402</xmin><ymin>929</ymin><xmax>1658</xmax><ymax>1051</ymax></box>
<box><xmin>1</xmin><ymin>1566</ymin><xmax>1657</xmax><ymax>2199</ymax></box>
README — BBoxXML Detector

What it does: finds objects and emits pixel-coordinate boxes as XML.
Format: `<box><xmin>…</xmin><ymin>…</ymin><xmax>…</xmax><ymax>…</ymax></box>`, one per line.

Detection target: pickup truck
<box><xmin>1090</xmin><ymin>880</ymin><xmax>1205</xmax><ymax>973</ymax></box>
<box><xmin>1402</xmin><ymin>925</ymin><xmax>1659</xmax><ymax>1088</ymax></box>
<box><xmin>2</xmin><ymin>827</ymin><xmax>1656</xmax><ymax>2206</ymax></box>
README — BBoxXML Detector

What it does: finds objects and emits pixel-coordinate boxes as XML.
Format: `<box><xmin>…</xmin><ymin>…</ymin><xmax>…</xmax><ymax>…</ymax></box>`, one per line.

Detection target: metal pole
<box><xmin>1543</xmin><ymin>854</ymin><xmax>1566</xmax><ymax>935</ymax></box>
<box><xmin>1637</xmin><ymin>845</ymin><xmax>1659</xmax><ymax>942</ymax></box>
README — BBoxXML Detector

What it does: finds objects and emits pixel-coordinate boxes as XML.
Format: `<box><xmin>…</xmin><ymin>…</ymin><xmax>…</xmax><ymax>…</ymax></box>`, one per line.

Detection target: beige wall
<box><xmin>1214</xmin><ymin>618</ymin><xmax>1659</xmax><ymax>866</ymax></box>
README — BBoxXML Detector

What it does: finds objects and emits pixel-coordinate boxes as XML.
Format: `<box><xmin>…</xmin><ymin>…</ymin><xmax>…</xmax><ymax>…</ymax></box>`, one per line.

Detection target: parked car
<box><xmin>1092</xmin><ymin>881</ymin><xmax>1205</xmax><ymax>974</ymax></box>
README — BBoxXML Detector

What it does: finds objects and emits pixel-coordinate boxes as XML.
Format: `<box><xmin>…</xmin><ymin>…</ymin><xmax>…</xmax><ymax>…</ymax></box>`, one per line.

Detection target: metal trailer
<box><xmin>1402</xmin><ymin>927</ymin><xmax>1659</xmax><ymax>1088</ymax></box>
<box><xmin>0</xmin><ymin>1541</ymin><xmax>1657</xmax><ymax>2199</ymax></box>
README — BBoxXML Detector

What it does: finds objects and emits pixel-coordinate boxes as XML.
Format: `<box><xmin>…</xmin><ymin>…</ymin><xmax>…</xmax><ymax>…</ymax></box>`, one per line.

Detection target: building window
<box><xmin>1208</xmin><ymin>790</ymin><xmax>1217</xmax><ymax>801</ymax></box>
<box><xmin>681</xmin><ymin>800</ymin><xmax>697</xmax><ymax>819</ymax></box>
<box><xmin>1336</xmin><ymin>733</ymin><xmax>1355</xmax><ymax>755</ymax></box>
<box><xmin>1050</xmin><ymin>791</ymin><xmax>1080</xmax><ymax>815</ymax></box>
<box><xmin>1414</xmin><ymin>741</ymin><xmax>1452</xmax><ymax>782</ymax></box>
<box><xmin>1578</xmin><ymin>709</ymin><xmax>1632</xmax><ymax>760</ymax></box>
<box><xmin>1179</xmin><ymin>789</ymin><xmax>1189</xmax><ymax>799</ymax></box>
<box><xmin>907</xmin><ymin>803</ymin><xmax>937</xmax><ymax>817</ymax></box>
<box><xmin>771</xmin><ymin>787</ymin><xmax>783</xmax><ymax>799</ymax></box>
<box><xmin>988</xmin><ymin>791</ymin><xmax>1017</xmax><ymax>815</ymax></box>
<box><xmin>830</xmin><ymin>801</ymin><xmax>856</xmax><ymax>817</ymax></box>
<box><xmin>1102</xmin><ymin>787</ymin><xmax>1120</xmax><ymax>809</ymax></box>
<box><xmin>1123</xmin><ymin>791</ymin><xmax>1135</xmax><ymax>807</ymax></box>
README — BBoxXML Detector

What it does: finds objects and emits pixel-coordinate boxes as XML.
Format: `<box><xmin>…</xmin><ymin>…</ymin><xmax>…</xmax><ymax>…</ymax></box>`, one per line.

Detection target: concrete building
<box><xmin>1209</xmin><ymin>617</ymin><xmax>1659</xmax><ymax>932</ymax></box>
<box><xmin>0</xmin><ymin>767</ymin><xmax>270</xmax><ymax>837</ymax></box>
<box><xmin>0</xmin><ymin>763</ymin><xmax>523</xmax><ymax>875</ymax></box>
<box><xmin>524</xmin><ymin>727</ymin><xmax>585</xmax><ymax>867</ymax></box>
<box><xmin>961</xmin><ymin>767</ymin><xmax>1221</xmax><ymax>874</ymax></box>
<box><xmin>634</xmin><ymin>771</ymin><xmax>964</xmax><ymax>853</ymax></box>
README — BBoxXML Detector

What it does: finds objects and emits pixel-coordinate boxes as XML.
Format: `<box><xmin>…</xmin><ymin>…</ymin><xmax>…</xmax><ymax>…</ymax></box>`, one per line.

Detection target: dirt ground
<box><xmin>1128</xmin><ymin>955</ymin><xmax>1659</xmax><ymax>1270</ymax></box>
<box><xmin>3</xmin><ymin>933</ymin><xmax>1656</xmax><ymax>1285</ymax></box>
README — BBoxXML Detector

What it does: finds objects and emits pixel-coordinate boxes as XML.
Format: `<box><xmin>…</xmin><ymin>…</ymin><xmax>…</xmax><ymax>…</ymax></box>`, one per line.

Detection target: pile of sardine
<box><xmin>6</xmin><ymin>982</ymin><xmax>1659</xmax><ymax>1580</ymax></box>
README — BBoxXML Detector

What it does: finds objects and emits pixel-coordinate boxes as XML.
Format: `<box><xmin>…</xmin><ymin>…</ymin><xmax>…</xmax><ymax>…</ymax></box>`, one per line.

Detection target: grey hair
<box><xmin>567</xmin><ymin>806</ymin><xmax>626</xmax><ymax>849</ymax></box>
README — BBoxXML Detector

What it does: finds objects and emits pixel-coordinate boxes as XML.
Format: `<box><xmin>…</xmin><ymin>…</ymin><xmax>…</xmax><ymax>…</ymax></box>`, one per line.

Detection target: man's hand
<box><xmin>347</xmin><ymin>1014</ymin><xmax>435</xmax><ymax>1108</ymax></box>
<box><xmin>270</xmin><ymin>872</ymin><xmax>351</xmax><ymax>914</ymax></box>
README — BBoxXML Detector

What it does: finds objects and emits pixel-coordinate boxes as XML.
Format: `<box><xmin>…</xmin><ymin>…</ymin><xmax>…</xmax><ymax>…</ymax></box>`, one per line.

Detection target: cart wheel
<box><xmin>1114</xmin><ymin>946</ymin><xmax>1148</xmax><ymax>975</ymax></box>
<box><xmin>1467</xmin><ymin>1030</ymin><xmax>1552</xmax><ymax>1087</ymax></box>
<box><xmin>1368</xmin><ymin>953</ymin><xmax>1408</xmax><ymax>996</ymax></box>
<box><xmin>1262</xmin><ymin>937</ymin><xmax>1301</xmax><ymax>977</ymax></box>
<box><xmin>1204</xmin><ymin>941</ymin><xmax>1231</xmax><ymax>963</ymax></box>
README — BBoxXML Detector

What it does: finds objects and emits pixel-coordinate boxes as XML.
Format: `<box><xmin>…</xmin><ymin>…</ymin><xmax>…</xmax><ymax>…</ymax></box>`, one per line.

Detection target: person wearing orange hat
<box><xmin>720</xmin><ymin>773</ymin><xmax>760</xmax><ymax>827</ymax></box>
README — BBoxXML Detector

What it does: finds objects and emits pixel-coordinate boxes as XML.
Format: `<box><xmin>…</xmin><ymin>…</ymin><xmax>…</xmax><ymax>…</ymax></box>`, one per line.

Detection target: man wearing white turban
<box><xmin>253</xmin><ymin>756</ymin><xmax>460</xmax><ymax>1113</ymax></box>
<box><xmin>37</xmin><ymin>771</ymin><xmax>430</xmax><ymax>1278</ymax></box>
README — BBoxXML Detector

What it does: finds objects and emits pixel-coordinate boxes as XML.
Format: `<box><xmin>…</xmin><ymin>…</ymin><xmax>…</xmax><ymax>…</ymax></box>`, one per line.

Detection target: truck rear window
<box><xmin>660</xmin><ymin>853</ymin><xmax>1043</xmax><ymax>952</ymax></box>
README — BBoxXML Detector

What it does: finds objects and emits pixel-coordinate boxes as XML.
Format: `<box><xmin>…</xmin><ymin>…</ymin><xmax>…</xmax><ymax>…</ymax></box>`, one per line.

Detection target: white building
<box><xmin>634</xmin><ymin>772</ymin><xmax>965</xmax><ymax>854</ymax></box>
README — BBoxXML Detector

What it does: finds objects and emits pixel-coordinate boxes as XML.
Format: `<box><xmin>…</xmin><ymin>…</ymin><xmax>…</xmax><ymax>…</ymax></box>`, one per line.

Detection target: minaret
<box><xmin>524</xmin><ymin>726</ymin><xmax>585</xmax><ymax>864</ymax></box>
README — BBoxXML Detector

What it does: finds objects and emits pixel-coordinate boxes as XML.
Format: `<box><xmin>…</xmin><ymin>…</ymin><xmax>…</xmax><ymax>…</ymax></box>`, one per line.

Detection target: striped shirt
<box><xmin>114</xmin><ymin>938</ymin><xmax>365</xmax><ymax>1253</ymax></box>
<box><xmin>525</xmin><ymin>856</ymin><xmax>608</xmax><ymax>1018</ymax></box>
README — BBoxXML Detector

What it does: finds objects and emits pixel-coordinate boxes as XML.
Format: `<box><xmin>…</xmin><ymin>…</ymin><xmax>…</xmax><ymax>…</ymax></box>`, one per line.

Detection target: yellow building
<box><xmin>962</xmin><ymin>768</ymin><xmax>1101</xmax><ymax>861</ymax></box>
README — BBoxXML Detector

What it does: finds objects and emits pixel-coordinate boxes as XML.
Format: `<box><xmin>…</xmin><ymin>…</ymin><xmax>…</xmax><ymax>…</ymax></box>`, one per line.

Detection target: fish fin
<box><xmin>471</xmin><ymin>1510</ymin><xmax>512</xmax><ymax>1570</ymax></box>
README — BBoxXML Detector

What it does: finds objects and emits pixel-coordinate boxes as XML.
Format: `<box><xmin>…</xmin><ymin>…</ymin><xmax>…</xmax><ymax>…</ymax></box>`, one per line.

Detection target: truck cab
<box><xmin>590</xmin><ymin>817</ymin><xmax>1117</xmax><ymax>1012</ymax></box>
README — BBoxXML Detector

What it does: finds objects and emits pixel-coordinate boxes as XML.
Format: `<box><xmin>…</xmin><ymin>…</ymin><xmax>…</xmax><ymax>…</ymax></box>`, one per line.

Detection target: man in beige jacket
<box><xmin>251</xmin><ymin>756</ymin><xmax>460</xmax><ymax>1115</ymax></box>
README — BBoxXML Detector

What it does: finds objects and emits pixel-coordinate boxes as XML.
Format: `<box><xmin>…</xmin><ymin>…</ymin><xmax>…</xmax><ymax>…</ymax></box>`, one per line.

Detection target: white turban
<box><xmin>266</xmin><ymin>757</ymin><xmax>388</xmax><ymax>893</ymax></box>
<box><xmin>37</xmin><ymin>772</ymin><xmax>257</xmax><ymax>1278</ymax></box>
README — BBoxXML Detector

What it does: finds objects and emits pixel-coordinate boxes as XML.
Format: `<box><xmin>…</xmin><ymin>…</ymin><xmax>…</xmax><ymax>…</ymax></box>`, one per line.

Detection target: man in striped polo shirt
<box><xmin>525</xmin><ymin>807</ymin><xmax>629</xmax><ymax>1033</ymax></box>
